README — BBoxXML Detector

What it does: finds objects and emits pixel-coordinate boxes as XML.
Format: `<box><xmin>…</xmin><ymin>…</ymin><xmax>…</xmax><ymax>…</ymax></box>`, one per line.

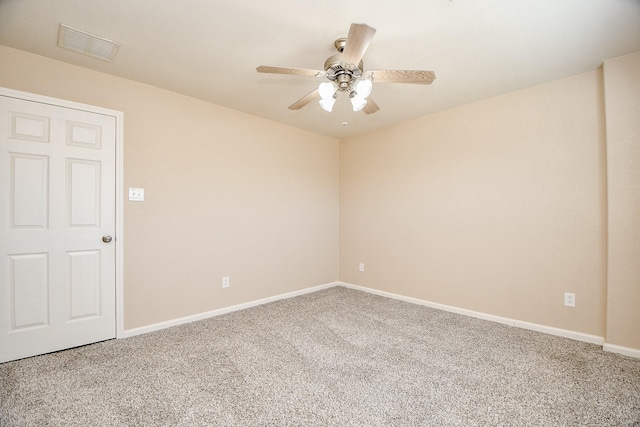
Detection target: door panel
<box><xmin>0</xmin><ymin>94</ymin><xmax>116</xmax><ymax>363</ymax></box>
<box><xmin>10</xmin><ymin>153</ymin><xmax>49</xmax><ymax>228</ymax></box>
<box><xmin>10</xmin><ymin>112</ymin><xmax>50</xmax><ymax>143</ymax></box>
<box><xmin>67</xmin><ymin>159</ymin><xmax>101</xmax><ymax>227</ymax></box>
<box><xmin>9</xmin><ymin>253</ymin><xmax>49</xmax><ymax>330</ymax></box>
<box><xmin>67</xmin><ymin>121</ymin><xmax>101</xmax><ymax>149</ymax></box>
<box><xmin>68</xmin><ymin>250</ymin><xmax>101</xmax><ymax>320</ymax></box>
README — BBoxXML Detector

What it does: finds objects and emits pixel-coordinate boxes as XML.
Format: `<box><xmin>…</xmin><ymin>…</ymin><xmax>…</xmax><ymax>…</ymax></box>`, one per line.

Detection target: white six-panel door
<box><xmin>0</xmin><ymin>93</ymin><xmax>117</xmax><ymax>363</ymax></box>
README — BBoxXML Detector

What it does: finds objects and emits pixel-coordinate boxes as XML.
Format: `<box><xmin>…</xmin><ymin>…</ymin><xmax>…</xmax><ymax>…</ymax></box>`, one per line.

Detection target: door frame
<box><xmin>0</xmin><ymin>87</ymin><xmax>125</xmax><ymax>339</ymax></box>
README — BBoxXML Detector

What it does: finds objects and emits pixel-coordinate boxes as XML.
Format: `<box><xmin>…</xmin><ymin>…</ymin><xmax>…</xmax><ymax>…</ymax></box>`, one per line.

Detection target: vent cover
<box><xmin>58</xmin><ymin>24</ymin><xmax>120</xmax><ymax>62</ymax></box>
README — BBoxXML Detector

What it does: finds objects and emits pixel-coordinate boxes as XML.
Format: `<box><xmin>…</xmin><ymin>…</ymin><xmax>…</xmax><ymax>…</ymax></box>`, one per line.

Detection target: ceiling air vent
<box><xmin>57</xmin><ymin>24</ymin><xmax>120</xmax><ymax>62</ymax></box>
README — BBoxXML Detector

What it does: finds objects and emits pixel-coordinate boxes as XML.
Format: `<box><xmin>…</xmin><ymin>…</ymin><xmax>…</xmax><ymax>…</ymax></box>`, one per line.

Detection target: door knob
<box><xmin>102</xmin><ymin>235</ymin><xmax>113</xmax><ymax>243</ymax></box>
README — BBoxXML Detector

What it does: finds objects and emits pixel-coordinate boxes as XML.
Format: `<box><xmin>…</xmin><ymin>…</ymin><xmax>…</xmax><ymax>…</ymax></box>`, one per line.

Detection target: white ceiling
<box><xmin>1</xmin><ymin>0</ymin><xmax>639</xmax><ymax>139</ymax></box>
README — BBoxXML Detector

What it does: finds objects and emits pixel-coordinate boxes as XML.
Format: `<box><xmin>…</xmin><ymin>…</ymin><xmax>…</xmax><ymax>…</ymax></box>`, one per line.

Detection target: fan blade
<box><xmin>288</xmin><ymin>89</ymin><xmax>320</xmax><ymax>110</ymax></box>
<box><xmin>341</xmin><ymin>23</ymin><xmax>376</xmax><ymax>68</ymax></box>
<box><xmin>257</xmin><ymin>65</ymin><xmax>326</xmax><ymax>78</ymax></box>
<box><xmin>363</xmin><ymin>97</ymin><xmax>380</xmax><ymax>115</ymax></box>
<box><xmin>368</xmin><ymin>70</ymin><xmax>436</xmax><ymax>85</ymax></box>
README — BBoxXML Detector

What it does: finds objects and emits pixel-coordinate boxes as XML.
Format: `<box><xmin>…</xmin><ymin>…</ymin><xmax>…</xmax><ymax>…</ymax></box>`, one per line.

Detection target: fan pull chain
<box><xmin>340</xmin><ymin>92</ymin><xmax>348</xmax><ymax>126</ymax></box>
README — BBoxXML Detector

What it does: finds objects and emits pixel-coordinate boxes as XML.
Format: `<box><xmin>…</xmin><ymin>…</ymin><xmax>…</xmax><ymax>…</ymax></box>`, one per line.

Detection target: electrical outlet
<box><xmin>222</xmin><ymin>276</ymin><xmax>230</xmax><ymax>288</ymax></box>
<box><xmin>359</xmin><ymin>263</ymin><xmax>364</xmax><ymax>272</ymax></box>
<box><xmin>564</xmin><ymin>292</ymin><xmax>575</xmax><ymax>307</ymax></box>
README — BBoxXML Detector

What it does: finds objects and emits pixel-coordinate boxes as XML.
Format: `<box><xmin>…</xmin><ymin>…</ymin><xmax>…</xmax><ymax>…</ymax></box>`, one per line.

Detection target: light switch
<box><xmin>129</xmin><ymin>188</ymin><xmax>144</xmax><ymax>201</ymax></box>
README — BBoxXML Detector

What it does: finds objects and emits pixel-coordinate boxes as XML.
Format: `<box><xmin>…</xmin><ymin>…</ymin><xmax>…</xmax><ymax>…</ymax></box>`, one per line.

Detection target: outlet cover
<box><xmin>359</xmin><ymin>263</ymin><xmax>365</xmax><ymax>272</ymax></box>
<box><xmin>564</xmin><ymin>292</ymin><xmax>576</xmax><ymax>307</ymax></box>
<box><xmin>222</xmin><ymin>276</ymin><xmax>230</xmax><ymax>288</ymax></box>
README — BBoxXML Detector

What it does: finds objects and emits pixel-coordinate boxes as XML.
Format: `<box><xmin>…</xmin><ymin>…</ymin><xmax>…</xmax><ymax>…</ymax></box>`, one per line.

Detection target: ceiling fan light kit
<box><xmin>355</xmin><ymin>79</ymin><xmax>373</xmax><ymax>98</ymax></box>
<box><xmin>257</xmin><ymin>23</ymin><xmax>436</xmax><ymax>115</ymax></box>
<box><xmin>318</xmin><ymin>82</ymin><xmax>337</xmax><ymax>99</ymax></box>
<box><xmin>350</xmin><ymin>96</ymin><xmax>367</xmax><ymax>112</ymax></box>
<box><xmin>319</xmin><ymin>97</ymin><xmax>336</xmax><ymax>112</ymax></box>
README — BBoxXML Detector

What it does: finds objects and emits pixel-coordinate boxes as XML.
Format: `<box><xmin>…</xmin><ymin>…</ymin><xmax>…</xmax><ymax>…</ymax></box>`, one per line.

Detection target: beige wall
<box><xmin>0</xmin><ymin>46</ymin><xmax>339</xmax><ymax>330</ymax></box>
<box><xmin>340</xmin><ymin>70</ymin><xmax>608</xmax><ymax>337</ymax></box>
<box><xmin>1</xmin><ymin>45</ymin><xmax>637</xmax><ymax>351</ymax></box>
<box><xmin>604</xmin><ymin>51</ymin><xmax>640</xmax><ymax>350</ymax></box>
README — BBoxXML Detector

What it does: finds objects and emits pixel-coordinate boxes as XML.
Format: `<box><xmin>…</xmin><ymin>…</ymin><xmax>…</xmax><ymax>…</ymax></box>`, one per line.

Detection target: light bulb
<box><xmin>350</xmin><ymin>96</ymin><xmax>367</xmax><ymax>112</ymax></box>
<box><xmin>318</xmin><ymin>82</ymin><xmax>336</xmax><ymax>100</ymax></box>
<box><xmin>354</xmin><ymin>79</ymin><xmax>373</xmax><ymax>98</ymax></box>
<box><xmin>319</xmin><ymin>97</ymin><xmax>336</xmax><ymax>112</ymax></box>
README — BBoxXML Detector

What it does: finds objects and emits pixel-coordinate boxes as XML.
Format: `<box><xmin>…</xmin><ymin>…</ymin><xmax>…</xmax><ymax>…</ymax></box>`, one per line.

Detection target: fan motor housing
<box><xmin>324</xmin><ymin>52</ymin><xmax>363</xmax><ymax>90</ymax></box>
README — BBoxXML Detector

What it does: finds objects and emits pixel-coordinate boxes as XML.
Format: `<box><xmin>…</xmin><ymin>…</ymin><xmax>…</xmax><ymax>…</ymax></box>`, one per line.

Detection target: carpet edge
<box><xmin>603</xmin><ymin>343</ymin><xmax>640</xmax><ymax>359</ymax></box>
<box><xmin>119</xmin><ymin>281</ymin><xmax>339</xmax><ymax>338</ymax></box>
<box><xmin>339</xmin><ymin>281</ymin><xmax>608</xmax><ymax>348</ymax></box>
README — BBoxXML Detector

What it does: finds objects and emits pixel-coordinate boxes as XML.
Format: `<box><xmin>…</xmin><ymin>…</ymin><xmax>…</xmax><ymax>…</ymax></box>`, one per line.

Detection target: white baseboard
<box><xmin>119</xmin><ymin>281</ymin><xmax>339</xmax><ymax>338</ymax></box>
<box><xmin>340</xmin><ymin>281</ymin><xmax>605</xmax><ymax>346</ymax></box>
<box><xmin>120</xmin><ymin>280</ymin><xmax>639</xmax><ymax>360</ymax></box>
<box><xmin>603</xmin><ymin>343</ymin><xmax>640</xmax><ymax>359</ymax></box>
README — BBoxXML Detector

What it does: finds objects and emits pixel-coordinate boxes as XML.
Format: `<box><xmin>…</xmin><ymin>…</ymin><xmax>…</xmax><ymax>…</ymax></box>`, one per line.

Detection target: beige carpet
<box><xmin>1</xmin><ymin>286</ymin><xmax>639</xmax><ymax>426</ymax></box>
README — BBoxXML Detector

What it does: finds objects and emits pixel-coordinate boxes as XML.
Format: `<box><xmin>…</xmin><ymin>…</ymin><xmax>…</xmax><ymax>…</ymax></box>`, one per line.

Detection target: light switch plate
<box><xmin>129</xmin><ymin>188</ymin><xmax>144</xmax><ymax>201</ymax></box>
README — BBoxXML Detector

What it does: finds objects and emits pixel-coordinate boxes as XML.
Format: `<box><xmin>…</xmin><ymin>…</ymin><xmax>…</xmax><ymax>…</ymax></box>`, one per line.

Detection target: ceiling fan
<box><xmin>257</xmin><ymin>23</ymin><xmax>436</xmax><ymax>114</ymax></box>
